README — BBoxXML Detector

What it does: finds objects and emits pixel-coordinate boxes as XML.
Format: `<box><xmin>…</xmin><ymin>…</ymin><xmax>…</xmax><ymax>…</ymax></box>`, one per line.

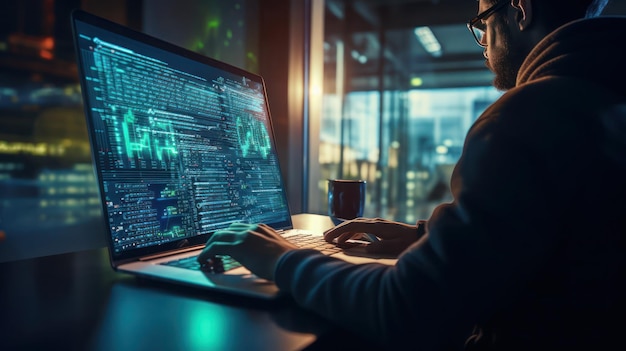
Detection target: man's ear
<box><xmin>511</xmin><ymin>0</ymin><xmax>533</xmax><ymax>30</ymax></box>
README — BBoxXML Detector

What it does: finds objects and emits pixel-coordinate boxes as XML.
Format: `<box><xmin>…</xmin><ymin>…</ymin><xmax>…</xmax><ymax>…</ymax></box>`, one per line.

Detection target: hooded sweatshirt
<box><xmin>275</xmin><ymin>16</ymin><xmax>626</xmax><ymax>350</ymax></box>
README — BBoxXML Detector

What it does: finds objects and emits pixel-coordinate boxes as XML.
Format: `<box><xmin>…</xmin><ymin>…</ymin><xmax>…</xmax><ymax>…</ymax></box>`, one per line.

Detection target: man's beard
<box><xmin>487</xmin><ymin>23</ymin><xmax>526</xmax><ymax>91</ymax></box>
<box><xmin>490</xmin><ymin>49</ymin><xmax>520</xmax><ymax>90</ymax></box>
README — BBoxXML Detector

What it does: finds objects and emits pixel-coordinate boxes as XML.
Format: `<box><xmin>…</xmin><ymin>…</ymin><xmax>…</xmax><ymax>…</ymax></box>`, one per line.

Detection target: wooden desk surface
<box><xmin>0</xmin><ymin>214</ymin><xmax>339</xmax><ymax>351</ymax></box>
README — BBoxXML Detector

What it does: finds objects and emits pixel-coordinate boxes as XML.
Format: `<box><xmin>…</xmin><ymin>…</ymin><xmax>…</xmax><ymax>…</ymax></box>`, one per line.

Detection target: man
<box><xmin>199</xmin><ymin>0</ymin><xmax>626</xmax><ymax>349</ymax></box>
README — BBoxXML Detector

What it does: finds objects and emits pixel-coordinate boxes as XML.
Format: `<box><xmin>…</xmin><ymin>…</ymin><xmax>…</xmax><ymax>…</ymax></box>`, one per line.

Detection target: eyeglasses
<box><xmin>467</xmin><ymin>0</ymin><xmax>510</xmax><ymax>47</ymax></box>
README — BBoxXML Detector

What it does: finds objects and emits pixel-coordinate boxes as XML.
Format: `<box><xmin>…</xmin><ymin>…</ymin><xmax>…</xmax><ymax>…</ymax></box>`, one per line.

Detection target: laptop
<box><xmin>71</xmin><ymin>10</ymin><xmax>395</xmax><ymax>300</ymax></box>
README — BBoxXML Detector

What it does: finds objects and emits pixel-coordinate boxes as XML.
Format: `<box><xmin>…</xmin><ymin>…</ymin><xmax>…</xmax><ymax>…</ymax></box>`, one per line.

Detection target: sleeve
<box><xmin>274</xmin><ymin>91</ymin><xmax>581</xmax><ymax>349</ymax></box>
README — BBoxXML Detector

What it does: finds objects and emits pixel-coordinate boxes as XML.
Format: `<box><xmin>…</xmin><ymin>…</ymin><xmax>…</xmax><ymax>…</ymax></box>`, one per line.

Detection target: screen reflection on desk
<box><xmin>91</xmin><ymin>281</ymin><xmax>323</xmax><ymax>351</ymax></box>
<box><xmin>0</xmin><ymin>246</ymin><xmax>331</xmax><ymax>351</ymax></box>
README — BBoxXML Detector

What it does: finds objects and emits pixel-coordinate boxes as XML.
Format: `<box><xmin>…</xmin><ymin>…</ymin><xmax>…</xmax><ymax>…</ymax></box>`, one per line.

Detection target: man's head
<box><xmin>470</xmin><ymin>0</ymin><xmax>610</xmax><ymax>90</ymax></box>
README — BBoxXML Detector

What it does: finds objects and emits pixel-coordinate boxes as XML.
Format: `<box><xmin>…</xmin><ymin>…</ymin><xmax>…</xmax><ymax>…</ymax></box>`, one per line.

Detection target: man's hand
<box><xmin>324</xmin><ymin>218</ymin><xmax>426</xmax><ymax>256</ymax></box>
<box><xmin>197</xmin><ymin>223</ymin><xmax>298</xmax><ymax>281</ymax></box>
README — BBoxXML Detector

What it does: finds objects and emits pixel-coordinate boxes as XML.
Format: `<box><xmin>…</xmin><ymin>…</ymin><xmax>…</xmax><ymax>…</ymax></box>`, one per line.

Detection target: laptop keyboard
<box><xmin>161</xmin><ymin>255</ymin><xmax>241</xmax><ymax>273</ymax></box>
<box><xmin>286</xmin><ymin>231</ymin><xmax>342</xmax><ymax>255</ymax></box>
<box><xmin>161</xmin><ymin>232</ymin><xmax>340</xmax><ymax>274</ymax></box>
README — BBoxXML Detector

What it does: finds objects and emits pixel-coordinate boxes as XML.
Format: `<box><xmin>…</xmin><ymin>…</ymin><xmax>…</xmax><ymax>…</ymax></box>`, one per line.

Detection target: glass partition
<box><xmin>310</xmin><ymin>0</ymin><xmax>503</xmax><ymax>223</ymax></box>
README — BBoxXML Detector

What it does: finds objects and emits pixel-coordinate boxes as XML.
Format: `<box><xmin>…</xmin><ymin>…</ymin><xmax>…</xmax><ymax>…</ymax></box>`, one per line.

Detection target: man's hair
<box><xmin>483</xmin><ymin>0</ymin><xmax>610</xmax><ymax>31</ymax></box>
<box><xmin>537</xmin><ymin>0</ymin><xmax>610</xmax><ymax>32</ymax></box>
<box><xmin>482</xmin><ymin>0</ymin><xmax>610</xmax><ymax>17</ymax></box>
<box><xmin>585</xmin><ymin>0</ymin><xmax>610</xmax><ymax>17</ymax></box>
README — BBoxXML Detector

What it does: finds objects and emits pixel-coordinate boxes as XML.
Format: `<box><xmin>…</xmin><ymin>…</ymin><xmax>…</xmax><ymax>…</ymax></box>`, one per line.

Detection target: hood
<box><xmin>517</xmin><ymin>16</ymin><xmax>626</xmax><ymax>97</ymax></box>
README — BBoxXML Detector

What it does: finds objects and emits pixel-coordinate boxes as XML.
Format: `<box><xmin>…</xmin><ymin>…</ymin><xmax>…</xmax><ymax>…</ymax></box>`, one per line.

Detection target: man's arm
<box><xmin>274</xmin><ymin>92</ymin><xmax>579</xmax><ymax>348</ymax></box>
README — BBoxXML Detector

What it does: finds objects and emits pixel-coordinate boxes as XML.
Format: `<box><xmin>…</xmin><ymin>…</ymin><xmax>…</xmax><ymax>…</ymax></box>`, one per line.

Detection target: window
<box><xmin>308</xmin><ymin>1</ymin><xmax>503</xmax><ymax>223</ymax></box>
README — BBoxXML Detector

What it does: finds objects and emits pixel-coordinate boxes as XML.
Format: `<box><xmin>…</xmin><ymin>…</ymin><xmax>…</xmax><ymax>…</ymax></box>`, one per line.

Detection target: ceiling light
<box><xmin>414</xmin><ymin>26</ymin><xmax>442</xmax><ymax>57</ymax></box>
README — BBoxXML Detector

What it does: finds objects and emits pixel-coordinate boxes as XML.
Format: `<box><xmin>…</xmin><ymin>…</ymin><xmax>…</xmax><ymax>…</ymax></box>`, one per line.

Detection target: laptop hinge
<box><xmin>139</xmin><ymin>245</ymin><xmax>203</xmax><ymax>261</ymax></box>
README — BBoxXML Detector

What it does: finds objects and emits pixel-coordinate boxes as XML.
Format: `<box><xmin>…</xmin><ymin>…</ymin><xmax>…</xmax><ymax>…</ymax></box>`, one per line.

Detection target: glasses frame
<box><xmin>467</xmin><ymin>0</ymin><xmax>510</xmax><ymax>47</ymax></box>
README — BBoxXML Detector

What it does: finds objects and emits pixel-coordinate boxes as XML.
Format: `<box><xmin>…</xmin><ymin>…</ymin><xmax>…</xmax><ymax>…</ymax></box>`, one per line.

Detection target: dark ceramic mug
<box><xmin>327</xmin><ymin>179</ymin><xmax>366</xmax><ymax>226</ymax></box>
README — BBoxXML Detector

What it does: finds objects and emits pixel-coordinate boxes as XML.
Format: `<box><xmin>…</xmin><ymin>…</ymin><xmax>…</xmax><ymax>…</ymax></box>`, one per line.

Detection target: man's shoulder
<box><xmin>468</xmin><ymin>75</ymin><xmax>623</xmax><ymax>153</ymax></box>
<box><xmin>482</xmin><ymin>76</ymin><xmax>620</xmax><ymax>126</ymax></box>
<box><xmin>505</xmin><ymin>76</ymin><xmax>595</xmax><ymax>106</ymax></box>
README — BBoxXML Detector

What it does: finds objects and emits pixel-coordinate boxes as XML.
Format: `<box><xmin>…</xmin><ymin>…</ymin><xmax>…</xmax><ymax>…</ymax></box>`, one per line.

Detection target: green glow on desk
<box><xmin>98</xmin><ymin>285</ymin><xmax>237</xmax><ymax>350</ymax></box>
<box><xmin>186</xmin><ymin>303</ymin><xmax>229</xmax><ymax>349</ymax></box>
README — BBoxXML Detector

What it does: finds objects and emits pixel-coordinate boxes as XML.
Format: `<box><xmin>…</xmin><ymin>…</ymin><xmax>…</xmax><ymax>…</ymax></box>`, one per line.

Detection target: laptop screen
<box><xmin>71</xmin><ymin>11</ymin><xmax>293</xmax><ymax>261</ymax></box>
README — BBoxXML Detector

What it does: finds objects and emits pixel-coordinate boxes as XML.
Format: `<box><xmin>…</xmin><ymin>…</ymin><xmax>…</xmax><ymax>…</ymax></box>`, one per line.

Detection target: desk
<box><xmin>0</xmin><ymin>214</ymin><xmax>357</xmax><ymax>351</ymax></box>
